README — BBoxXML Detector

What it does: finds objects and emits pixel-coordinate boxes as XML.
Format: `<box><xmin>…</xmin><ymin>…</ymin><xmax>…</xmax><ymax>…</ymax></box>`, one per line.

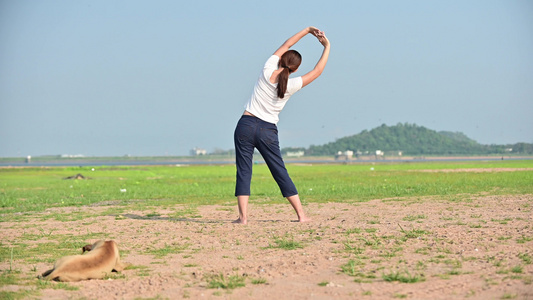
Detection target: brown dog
<box><xmin>39</xmin><ymin>240</ymin><xmax>129</xmax><ymax>282</ymax></box>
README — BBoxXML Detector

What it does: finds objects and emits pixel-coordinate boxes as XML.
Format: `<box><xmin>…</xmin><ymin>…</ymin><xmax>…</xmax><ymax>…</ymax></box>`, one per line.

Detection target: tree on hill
<box><xmin>512</xmin><ymin>143</ymin><xmax>533</xmax><ymax>154</ymax></box>
<box><xmin>438</xmin><ymin>131</ymin><xmax>477</xmax><ymax>144</ymax></box>
<box><xmin>304</xmin><ymin>123</ymin><xmax>510</xmax><ymax>156</ymax></box>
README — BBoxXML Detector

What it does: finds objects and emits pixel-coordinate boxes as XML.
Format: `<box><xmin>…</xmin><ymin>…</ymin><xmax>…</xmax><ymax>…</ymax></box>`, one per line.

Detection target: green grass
<box><xmin>516</xmin><ymin>236</ymin><xmax>533</xmax><ymax>244</ymax></box>
<box><xmin>251</xmin><ymin>278</ymin><xmax>267</xmax><ymax>285</ymax></box>
<box><xmin>1</xmin><ymin>160</ymin><xmax>532</xmax><ymax>216</ymax></box>
<box><xmin>144</xmin><ymin>242</ymin><xmax>190</xmax><ymax>258</ymax></box>
<box><xmin>36</xmin><ymin>280</ymin><xmax>79</xmax><ymax>290</ymax></box>
<box><xmin>268</xmin><ymin>235</ymin><xmax>304</xmax><ymax>250</ymax></box>
<box><xmin>402</xmin><ymin>214</ymin><xmax>427</xmax><ymax>222</ymax></box>
<box><xmin>511</xmin><ymin>265</ymin><xmax>523</xmax><ymax>274</ymax></box>
<box><xmin>341</xmin><ymin>260</ymin><xmax>365</xmax><ymax>277</ymax></box>
<box><xmin>206</xmin><ymin>274</ymin><xmax>246</xmax><ymax>289</ymax></box>
<box><xmin>0</xmin><ymin>290</ymin><xmax>39</xmax><ymax>300</ymax></box>
<box><xmin>518</xmin><ymin>253</ymin><xmax>532</xmax><ymax>264</ymax></box>
<box><xmin>398</xmin><ymin>224</ymin><xmax>430</xmax><ymax>239</ymax></box>
<box><xmin>0</xmin><ymin>270</ymin><xmax>19</xmax><ymax>286</ymax></box>
<box><xmin>382</xmin><ymin>269</ymin><xmax>425</xmax><ymax>283</ymax></box>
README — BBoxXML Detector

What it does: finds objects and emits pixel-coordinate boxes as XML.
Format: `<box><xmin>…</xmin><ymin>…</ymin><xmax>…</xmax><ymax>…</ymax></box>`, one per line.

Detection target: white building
<box><xmin>190</xmin><ymin>147</ymin><xmax>207</xmax><ymax>156</ymax></box>
<box><xmin>287</xmin><ymin>151</ymin><xmax>305</xmax><ymax>157</ymax></box>
<box><xmin>335</xmin><ymin>150</ymin><xmax>353</xmax><ymax>160</ymax></box>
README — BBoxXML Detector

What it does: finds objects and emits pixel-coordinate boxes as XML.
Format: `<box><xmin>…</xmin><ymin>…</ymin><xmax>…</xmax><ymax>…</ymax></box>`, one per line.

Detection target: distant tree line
<box><xmin>282</xmin><ymin>123</ymin><xmax>533</xmax><ymax>156</ymax></box>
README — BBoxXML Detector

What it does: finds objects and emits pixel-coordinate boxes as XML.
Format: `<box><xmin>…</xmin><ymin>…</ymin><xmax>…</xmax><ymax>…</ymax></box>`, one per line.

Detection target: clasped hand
<box><xmin>309</xmin><ymin>27</ymin><xmax>329</xmax><ymax>47</ymax></box>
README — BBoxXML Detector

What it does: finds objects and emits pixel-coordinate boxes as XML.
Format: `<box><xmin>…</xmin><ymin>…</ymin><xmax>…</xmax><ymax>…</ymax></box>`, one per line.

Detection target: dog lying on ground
<box><xmin>39</xmin><ymin>240</ymin><xmax>129</xmax><ymax>282</ymax></box>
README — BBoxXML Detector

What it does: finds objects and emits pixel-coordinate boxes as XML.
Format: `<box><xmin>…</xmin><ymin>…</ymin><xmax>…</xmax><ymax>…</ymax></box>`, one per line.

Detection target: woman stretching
<box><xmin>233</xmin><ymin>26</ymin><xmax>330</xmax><ymax>224</ymax></box>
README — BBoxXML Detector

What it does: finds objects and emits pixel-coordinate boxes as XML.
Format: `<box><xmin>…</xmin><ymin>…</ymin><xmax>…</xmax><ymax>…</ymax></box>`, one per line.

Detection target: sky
<box><xmin>1</xmin><ymin>0</ymin><xmax>532</xmax><ymax>157</ymax></box>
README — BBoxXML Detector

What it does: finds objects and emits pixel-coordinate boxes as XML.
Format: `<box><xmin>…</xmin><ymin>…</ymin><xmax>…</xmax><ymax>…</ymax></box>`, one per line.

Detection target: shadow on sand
<box><xmin>120</xmin><ymin>213</ymin><xmax>285</xmax><ymax>223</ymax></box>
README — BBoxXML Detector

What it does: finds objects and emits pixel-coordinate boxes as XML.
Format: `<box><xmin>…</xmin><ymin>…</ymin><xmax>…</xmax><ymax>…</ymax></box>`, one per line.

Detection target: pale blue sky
<box><xmin>1</xmin><ymin>0</ymin><xmax>532</xmax><ymax>157</ymax></box>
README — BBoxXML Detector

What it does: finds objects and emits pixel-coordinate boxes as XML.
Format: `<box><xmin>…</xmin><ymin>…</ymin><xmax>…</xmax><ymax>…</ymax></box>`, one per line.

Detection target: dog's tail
<box><xmin>38</xmin><ymin>269</ymin><xmax>56</xmax><ymax>281</ymax></box>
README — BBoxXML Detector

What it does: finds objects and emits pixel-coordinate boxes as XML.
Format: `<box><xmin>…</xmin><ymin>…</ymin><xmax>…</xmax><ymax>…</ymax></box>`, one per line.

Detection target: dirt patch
<box><xmin>1</xmin><ymin>195</ymin><xmax>532</xmax><ymax>299</ymax></box>
<box><xmin>414</xmin><ymin>168</ymin><xmax>533</xmax><ymax>173</ymax></box>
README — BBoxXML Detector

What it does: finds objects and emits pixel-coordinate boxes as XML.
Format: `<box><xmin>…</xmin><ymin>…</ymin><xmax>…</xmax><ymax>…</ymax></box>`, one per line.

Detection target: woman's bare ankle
<box><xmin>232</xmin><ymin>218</ymin><xmax>247</xmax><ymax>224</ymax></box>
<box><xmin>298</xmin><ymin>216</ymin><xmax>311</xmax><ymax>223</ymax></box>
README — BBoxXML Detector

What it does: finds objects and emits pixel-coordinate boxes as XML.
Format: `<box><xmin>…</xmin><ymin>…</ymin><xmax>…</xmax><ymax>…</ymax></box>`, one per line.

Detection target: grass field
<box><xmin>1</xmin><ymin>160</ymin><xmax>532</xmax><ymax>299</ymax></box>
<box><xmin>1</xmin><ymin>160</ymin><xmax>532</xmax><ymax>214</ymax></box>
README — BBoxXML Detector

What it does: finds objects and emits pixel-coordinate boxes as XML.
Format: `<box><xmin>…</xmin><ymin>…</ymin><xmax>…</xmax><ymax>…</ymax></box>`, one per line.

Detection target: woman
<box><xmin>234</xmin><ymin>26</ymin><xmax>330</xmax><ymax>224</ymax></box>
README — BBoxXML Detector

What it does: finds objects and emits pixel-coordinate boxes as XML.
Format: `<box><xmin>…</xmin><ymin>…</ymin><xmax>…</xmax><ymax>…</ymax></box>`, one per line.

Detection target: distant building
<box><xmin>335</xmin><ymin>150</ymin><xmax>353</xmax><ymax>161</ymax></box>
<box><xmin>286</xmin><ymin>150</ymin><xmax>305</xmax><ymax>157</ymax></box>
<box><xmin>190</xmin><ymin>147</ymin><xmax>207</xmax><ymax>156</ymax></box>
<box><xmin>61</xmin><ymin>154</ymin><xmax>85</xmax><ymax>158</ymax></box>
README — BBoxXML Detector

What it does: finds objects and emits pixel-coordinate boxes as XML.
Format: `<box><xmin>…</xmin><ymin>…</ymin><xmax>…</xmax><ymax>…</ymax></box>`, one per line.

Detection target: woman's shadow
<box><xmin>119</xmin><ymin>213</ymin><xmax>284</xmax><ymax>223</ymax></box>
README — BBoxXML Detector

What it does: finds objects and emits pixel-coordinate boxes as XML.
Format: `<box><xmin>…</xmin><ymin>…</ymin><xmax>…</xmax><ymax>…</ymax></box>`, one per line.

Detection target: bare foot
<box><xmin>232</xmin><ymin>218</ymin><xmax>247</xmax><ymax>224</ymax></box>
<box><xmin>298</xmin><ymin>216</ymin><xmax>311</xmax><ymax>223</ymax></box>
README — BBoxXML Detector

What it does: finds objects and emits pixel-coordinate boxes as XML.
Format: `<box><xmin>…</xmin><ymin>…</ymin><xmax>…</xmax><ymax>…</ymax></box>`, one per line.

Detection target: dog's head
<box><xmin>82</xmin><ymin>240</ymin><xmax>106</xmax><ymax>253</ymax></box>
<box><xmin>82</xmin><ymin>244</ymin><xmax>93</xmax><ymax>253</ymax></box>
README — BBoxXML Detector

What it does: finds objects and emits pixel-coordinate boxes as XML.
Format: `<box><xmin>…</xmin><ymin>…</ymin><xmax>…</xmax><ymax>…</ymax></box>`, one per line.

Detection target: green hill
<box><xmin>303</xmin><ymin>123</ymin><xmax>518</xmax><ymax>156</ymax></box>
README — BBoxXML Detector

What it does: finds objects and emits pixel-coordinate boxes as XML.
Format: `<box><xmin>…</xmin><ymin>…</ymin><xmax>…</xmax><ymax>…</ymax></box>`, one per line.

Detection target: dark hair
<box><xmin>277</xmin><ymin>50</ymin><xmax>302</xmax><ymax>99</ymax></box>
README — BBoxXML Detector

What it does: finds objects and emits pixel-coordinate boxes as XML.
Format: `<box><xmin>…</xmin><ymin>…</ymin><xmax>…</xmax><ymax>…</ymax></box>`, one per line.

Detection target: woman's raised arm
<box><xmin>301</xmin><ymin>32</ymin><xmax>330</xmax><ymax>88</ymax></box>
<box><xmin>273</xmin><ymin>26</ymin><xmax>319</xmax><ymax>57</ymax></box>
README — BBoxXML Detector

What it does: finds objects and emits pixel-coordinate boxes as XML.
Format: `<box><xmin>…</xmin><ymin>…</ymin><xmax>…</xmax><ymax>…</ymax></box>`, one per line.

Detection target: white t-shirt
<box><xmin>244</xmin><ymin>55</ymin><xmax>303</xmax><ymax>125</ymax></box>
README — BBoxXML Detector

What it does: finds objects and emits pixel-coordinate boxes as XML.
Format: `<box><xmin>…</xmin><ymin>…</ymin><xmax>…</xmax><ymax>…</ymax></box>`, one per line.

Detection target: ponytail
<box><xmin>277</xmin><ymin>67</ymin><xmax>291</xmax><ymax>99</ymax></box>
<box><xmin>276</xmin><ymin>50</ymin><xmax>302</xmax><ymax>99</ymax></box>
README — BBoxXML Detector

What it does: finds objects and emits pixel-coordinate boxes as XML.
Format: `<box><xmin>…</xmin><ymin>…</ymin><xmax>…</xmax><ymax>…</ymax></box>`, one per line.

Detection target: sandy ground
<box><xmin>2</xmin><ymin>194</ymin><xmax>532</xmax><ymax>300</ymax></box>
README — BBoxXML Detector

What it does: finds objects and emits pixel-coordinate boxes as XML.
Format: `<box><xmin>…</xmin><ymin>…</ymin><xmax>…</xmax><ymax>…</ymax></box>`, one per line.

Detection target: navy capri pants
<box><xmin>234</xmin><ymin>115</ymin><xmax>298</xmax><ymax>197</ymax></box>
